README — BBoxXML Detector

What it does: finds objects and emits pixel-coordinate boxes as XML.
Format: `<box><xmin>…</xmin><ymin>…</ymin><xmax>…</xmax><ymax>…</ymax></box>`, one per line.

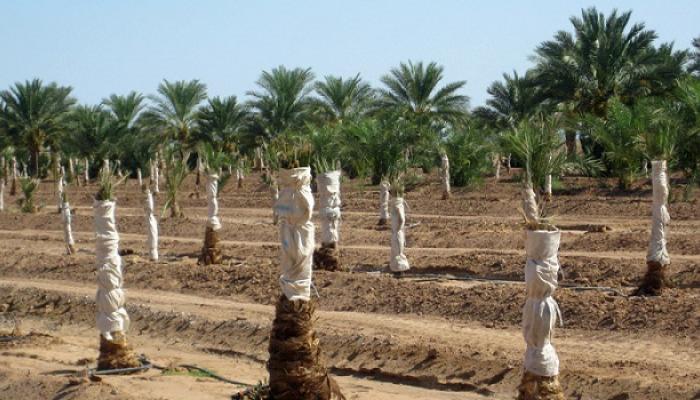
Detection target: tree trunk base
<box><xmin>97</xmin><ymin>331</ymin><xmax>141</xmax><ymax>371</ymax></box>
<box><xmin>634</xmin><ymin>260</ymin><xmax>669</xmax><ymax>296</ymax></box>
<box><xmin>442</xmin><ymin>191</ymin><xmax>450</xmax><ymax>200</ymax></box>
<box><xmin>199</xmin><ymin>227</ymin><xmax>222</xmax><ymax>265</ymax></box>
<box><xmin>377</xmin><ymin>218</ymin><xmax>387</xmax><ymax>227</ymax></box>
<box><xmin>267</xmin><ymin>295</ymin><xmax>345</xmax><ymax>400</ymax></box>
<box><xmin>314</xmin><ymin>243</ymin><xmax>340</xmax><ymax>271</ymax></box>
<box><xmin>66</xmin><ymin>244</ymin><xmax>75</xmax><ymax>255</ymax></box>
<box><xmin>10</xmin><ymin>179</ymin><xmax>16</xmax><ymax>196</ymax></box>
<box><xmin>517</xmin><ymin>371</ymin><xmax>565</xmax><ymax>400</ymax></box>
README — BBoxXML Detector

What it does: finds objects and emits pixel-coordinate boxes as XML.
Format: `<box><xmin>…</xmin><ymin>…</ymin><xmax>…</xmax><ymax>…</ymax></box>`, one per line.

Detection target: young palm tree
<box><xmin>198</xmin><ymin>144</ymin><xmax>231</xmax><ymax>265</ymax></box>
<box><xmin>247</xmin><ymin>66</ymin><xmax>315</xmax><ymax>139</ymax></box>
<box><xmin>144</xmin><ymin>79</ymin><xmax>207</xmax><ymax>151</ymax></box>
<box><xmin>505</xmin><ymin>117</ymin><xmax>566</xmax><ymax>400</ymax></box>
<box><xmin>634</xmin><ymin>100</ymin><xmax>681</xmax><ymax>296</ymax></box>
<box><xmin>587</xmin><ymin>99</ymin><xmax>648</xmax><ymax>189</ymax></box>
<box><xmin>533</xmin><ymin>7</ymin><xmax>687</xmax><ymax>156</ymax></box>
<box><xmin>313</xmin><ymin>74</ymin><xmax>374</xmax><ymax>123</ymax></box>
<box><xmin>94</xmin><ymin>161</ymin><xmax>140</xmax><ymax>370</ymax></box>
<box><xmin>237</xmin><ymin>157</ymin><xmax>345</xmax><ymax>399</ymax></box>
<box><xmin>162</xmin><ymin>150</ymin><xmax>190</xmax><ymax>218</ymax></box>
<box><xmin>0</xmin><ymin>79</ymin><xmax>75</xmax><ymax>176</ymax></box>
<box><xmin>18</xmin><ymin>177</ymin><xmax>40</xmax><ymax>213</ymax></box>
<box><xmin>376</xmin><ymin>61</ymin><xmax>468</xmax><ymax>128</ymax></box>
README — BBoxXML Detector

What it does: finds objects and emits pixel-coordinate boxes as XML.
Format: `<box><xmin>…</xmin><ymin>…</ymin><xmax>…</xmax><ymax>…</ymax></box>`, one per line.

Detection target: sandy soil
<box><xmin>0</xmin><ymin>172</ymin><xmax>698</xmax><ymax>399</ymax></box>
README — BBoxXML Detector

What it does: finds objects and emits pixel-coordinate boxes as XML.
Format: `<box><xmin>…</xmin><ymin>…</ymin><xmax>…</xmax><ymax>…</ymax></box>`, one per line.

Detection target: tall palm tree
<box><xmin>533</xmin><ymin>7</ymin><xmax>687</xmax><ymax>155</ymax></box>
<box><xmin>0</xmin><ymin>79</ymin><xmax>74</xmax><ymax>176</ymax></box>
<box><xmin>195</xmin><ymin>96</ymin><xmax>249</xmax><ymax>153</ymax></box>
<box><xmin>314</xmin><ymin>74</ymin><xmax>374</xmax><ymax>123</ymax></box>
<box><xmin>144</xmin><ymin>79</ymin><xmax>207</xmax><ymax>150</ymax></box>
<box><xmin>103</xmin><ymin>92</ymin><xmax>148</xmax><ymax>172</ymax></box>
<box><xmin>473</xmin><ymin>71</ymin><xmax>544</xmax><ymax>129</ymax></box>
<box><xmin>376</xmin><ymin>61</ymin><xmax>468</xmax><ymax>127</ymax></box>
<box><xmin>247</xmin><ymin>66</ymin><xmax>315</xmax><ymax>139</ymax></box>
<box><xmin>688</xmin><ymin>36</ymin><xmax>700</xmax><ymax>76</ymax></box>
<box><xmin>65</xmin><ymin>105</ymin><xmax>117</xmax><ymax>163</ymax></box>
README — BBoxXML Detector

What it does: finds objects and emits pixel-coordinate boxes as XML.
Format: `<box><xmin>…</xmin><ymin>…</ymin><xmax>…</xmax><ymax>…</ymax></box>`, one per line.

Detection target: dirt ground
<box><xmin>0</xmin><ymin>171</ymin><xmax>698</xmax><ymax>400</ymax></box>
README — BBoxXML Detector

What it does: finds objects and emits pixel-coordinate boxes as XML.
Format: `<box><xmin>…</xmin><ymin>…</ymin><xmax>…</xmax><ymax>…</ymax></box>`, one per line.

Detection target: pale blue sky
<box><xmin>1</xmin><ymin>1</ymin><xmax>697</xmax><ymax>107</ymax></box>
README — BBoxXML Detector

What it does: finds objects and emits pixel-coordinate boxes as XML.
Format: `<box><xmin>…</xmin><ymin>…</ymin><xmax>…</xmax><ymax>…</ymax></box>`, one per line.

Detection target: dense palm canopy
<box><xmin>376</xmin><ymin>61</ymin><xmax>468</xmax><ymax>127</ymax></box>
<box><xmin>144</xmin><ymin>79</ymin><xmax>207</xmax><ymax>149</ymax></box>
<box><xmin>0</xmin><ymin>79</ymin><xmax>75</xmax><ymax>176</ymax></box>
<box><xmin>533</xmin><ymin>7</ymin><xmax>687</xmax><ymax>118</ymax></box>
<box><xmin>247</xmin><ymin>66</ymin><xmax>315</xmax><ymax>139</ymax></box>
<box><xmin>314</xmin><ymin>74</ymin><xmax>374</xmax><ymax>123</ymax></box>
<box><xmin>65</xmin><ymin>105</ymin><xmax>117</xmax><ymax>162</ymax></box>
<box><xmin>195</xmin><ymin>96</ymin><xmax>249</xmax><ymax>153</ymax></box>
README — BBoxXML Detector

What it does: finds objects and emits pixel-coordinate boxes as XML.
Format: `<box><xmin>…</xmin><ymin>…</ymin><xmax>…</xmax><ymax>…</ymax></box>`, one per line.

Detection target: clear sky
<box><xmin>1</xmin><ymin>0</ymin><xmax>697</xmax><ymax>107</ymax></box>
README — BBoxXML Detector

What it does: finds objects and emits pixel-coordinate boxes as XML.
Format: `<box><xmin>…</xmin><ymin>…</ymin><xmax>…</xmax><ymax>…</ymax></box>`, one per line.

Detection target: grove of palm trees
<box><xmin>0</xmin><ymin>6</ymin><xmax>698</xmax><ymax>400</ymax></box>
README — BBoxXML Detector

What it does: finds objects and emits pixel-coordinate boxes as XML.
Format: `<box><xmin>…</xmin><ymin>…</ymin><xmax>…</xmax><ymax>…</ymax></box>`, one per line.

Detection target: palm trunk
<box><xmin>94</xmin><ymin>199</ymin><xmax>140</xmax><ymax>370</ymax></box>
<box><xmin>199</xmin><ymin>173</ymin><xmax>222</xmax><ymax>265</ymax></box>
<box><xmin>266</xmin><ymin>167</ymin><xmax>344</xmax><ymax>400</ymax></box>
<box><xmin>389</xmin><ymin>196</ymin><xmax>410</xmax><ymax>273</ymax></box>
<box><xmin>144</xmin><ymin>188</ymin><xmax>159</xmax><ymax>261</ymax></box>
<box><xmin>378</xmin><ymin>180</ymin><xmax>390</xmax><ymax>226</ymax></box>
<box><xmin>0</xmin><ymin>178</ymin><xmax>5</xmax><ymax>211</ymax></box>
<box><xmin>636</xmin><ymin>160</ymin><xmax>671</xmax><ymax>296</ymax></box>
<box><xmin>314</xmin><ymin>170</ymin><xmax>341</xmax><ymax>271</ymax></box>
<box><xmin>441</xmin><ymin>154</ymin><xmax>451</xmax><ymax>200</ymax></box>
<box><xmin>564</xmin><ymin>130</ymin><xmax>577</xmax><ymax>158</ymax></box>
<box><xmin>518</xmin><ymin>213</ymin><xmax>564</xmax><ymax>399</ymax></box>
<box><xmin>31</xmin><ymin>149</ymin><xmax>40</xmax><ymax>178</ymax></box>
<box><xmin>137</xmin><ymin>168</ymin><xmax>143</xmax><ymax>188</ymax></box>
<box><xmin>10</xmin><ymin>157</ymin><xmax>17</xmax><ymax>196</ymax></box>
<box><xmin>62</xmin><ymin>201</ymin><xmax>75</xmax><ymax>254</ymax></box>
<box><xmin>84</xmin><ymin>158</ymin><xmax>90</xmax><ymax>185</ymax></box>
<box><xmin>56</xmin><ymin>173</ymin><xmax>64</xmax><ymax>213</ymax></box>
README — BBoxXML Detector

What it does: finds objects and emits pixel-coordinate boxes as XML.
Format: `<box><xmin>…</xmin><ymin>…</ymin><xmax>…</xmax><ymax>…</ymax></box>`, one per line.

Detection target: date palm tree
<box><xmin>144</xmin><ymin>79</ymin><xmax>207</xmax><ymax>151</ymax></box>
<box><xmin>103</xmin><ymin>92</ymin><xmax>148</xmax><ymax>173</ymax></box>
<box><xmin>533</xmin><ymin>7</ymin><xmax>687</xmax><ymax>155</ymax></box>
<box><xmin>247</xmin><ymin>66</ymin><xmax>315</xmax><ymax>140</ymax></box>
<box><xmin>65</xmin><ymin>105</ymin><xmax>116</xmax><ymax>164</ymax></box>
<box><xmin>314</xmin><ymin>74</ymin><xmax>374</xmax><ymax>123</ymax></box>
<box><xmin>376</xmin><ymin>61</ymin><xmax>468</xmax><ymax>128</ymax></box>
<box><xmin>689</xmin><ymin>36</ymin><xmax>700</xmax><ymax>76</ymax></box>
<box><xmin>473</xmin><ymin>71</ymin><xmax>545</xmax><ymax>129</ymax></box>
<box><xmin>0</xmin><ymin>79</ymin><xmax>75</xmax><ymax>176</ymax></box>
<box><xmin>195</xmin><ymin>96</ymin><xmax>250</xmax><ymax>153</ymax></box>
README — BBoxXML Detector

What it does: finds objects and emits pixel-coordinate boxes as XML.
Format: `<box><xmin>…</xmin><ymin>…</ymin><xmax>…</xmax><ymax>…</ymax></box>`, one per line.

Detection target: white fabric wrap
<box><xmin>390</xmin><ymin>197</ymin><xmax>410</xmax><ymax>272</ymax></box>
<box><xmin>647</xmin><ymin>160</ymin><xmax>670</xmax><ymax>265</ymax></box>
<box><xmin>62</xmin><ymin>201</ymin><xmax>75</xmax><ymax>250</ymax></box>
<box><xmin>137</xmin><ymin>169</ymin><xmax>142</xmax><ymax>187</ymax></box>
<box><xmin>441</xmin><ymin>154</ymin><xmax>451</xmax><ymax>195</ymax></box>
<box><xmin>379</xmin><ymin>181</ymin><xmax>390</xmax><ymax>221</ymax></box>
<box><xmin>523</xmin><ymin>229</ymin><xmax>561</xmax><ymax>377</ymax></box>
<box><xmin>84</xmin><ymin>159</ymin><xmax>89</xmax><ymax>183</ymax></box>
<box><xmin>12</xmin><ymin>157</ymin><xmax>17</xmax><ymax>178</ymax></box>
<box><xmin>275</xmin><ymin>168</ymin><xmax>314</xmax><ymax>301</ymax></box>
<box><xmin>57</xmin><ymin>175</ymin><xmax>64</xmax><ymax>210</ymax></box>
<box><xmin>206</xmin><ymin>173</ymin><xmax>221</xmax><ymax>230</ymax></box>
<box><xmin>94</xmin><ymin>200</ymin><xmax>129</xmax><ymax>340</ymax></box>
<box><xmin>523</xmin><ymin>185</ymin><xmax>539</xmax><ymax>224</ymax></box>
<box><xmin>0</xmin><ymin>178</ymin><xmax>4</xmax><ymax>211</ymax></box>
<box><xmin>317</xmin><ymin>170</ymin><xmax>342</xmax><ymax>245</ymax></box>
<box><xmin>145</xmin><ymin>190</ymin><xmax>159</xmax><ymax>261</ymax></box>
<box><xmin>545</xmin><ymin>175</ymin><xmax>552</xmax><ymax>196</ymax></box>
<box><xmin>153</xmin><ymin>164</ymin><xmax>160</xmax><ymax>193</ymax></box>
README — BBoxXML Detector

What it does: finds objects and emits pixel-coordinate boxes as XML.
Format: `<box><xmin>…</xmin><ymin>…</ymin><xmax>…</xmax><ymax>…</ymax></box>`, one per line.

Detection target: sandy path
<box><xmin>1</xmin><ymin>277</ymin><xmax>698</xmax><ymax>399</ymax></box>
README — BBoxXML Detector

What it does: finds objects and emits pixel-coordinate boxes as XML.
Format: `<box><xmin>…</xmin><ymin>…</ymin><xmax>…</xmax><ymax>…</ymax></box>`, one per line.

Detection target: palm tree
<box><xmin>314</xmin><ymin>74</ymin><xmax>374</xmax><ymax>123</ymax></box>
<box><xmin>376</xmin><ymin>61</ymin><xmax>468</xmax><ymax>127</ymax></box>
<box><xmin>0</xmin><ymin>79</ymin><xmax>74</xmax><ymax>176</ymax></box>
<box><xmin>103</xmin><ymin>92</ymin><xmax>148</xmax><ymax>174</ymax></box>
<box><xmin>473</xmin><ymin>71</ymin><xmax>545</xmax><ymax>129</ymax></box>
<box><xmin>144</xmin><ymin>79</ymin><xmax>207</xmax><ymax>151</ymax></box>
<box><xmin>533</xmin><ymin>7</ymin><xmax>687</xmax><ymax>155</ymax></box>
<box><xmin>247</xmin><ymin>66</ymin><xmax>315</xmax><ymax>140</ymax></box>
<box><xmin>688</xmin><ymin>36</ymin><xmax>700</xmax><ymax>76</ymax></box>
<box><xmin>195</xmin><ymin>96</ymin><xmax>249</xmax><ymax>153</ymax></box>
<box><xmin>65</xmin><ymin>105</ymin><xmax>117</xmax><ymax>165</ymax></box>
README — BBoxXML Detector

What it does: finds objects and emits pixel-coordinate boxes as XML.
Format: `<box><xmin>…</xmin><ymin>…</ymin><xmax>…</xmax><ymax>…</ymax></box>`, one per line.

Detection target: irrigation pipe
<box><xmin>396</xmin><ymin>273</ymin><xmax>627</xmax><ymax>296</ymax></box>
<box><xmin>151</xmin><ymin>362</ymin><xmax>251</xmax><ymax>386</ymax></box>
